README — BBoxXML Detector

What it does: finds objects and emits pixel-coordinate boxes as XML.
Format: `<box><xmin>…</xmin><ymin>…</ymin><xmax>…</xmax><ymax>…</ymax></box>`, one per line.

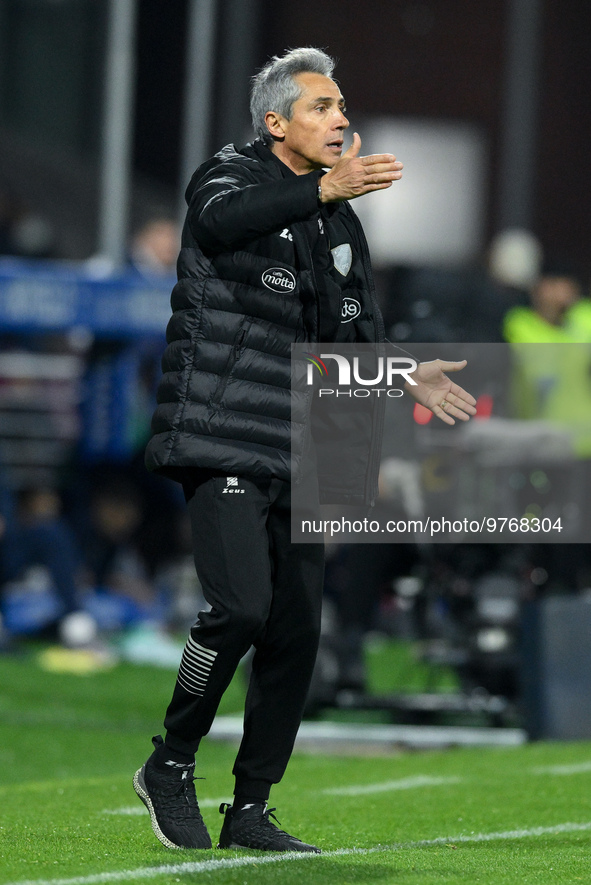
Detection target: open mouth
<box><xmin>327</xmin><ymin>141</ymin><xmax>343</xmax><ymax>151</ymax></box>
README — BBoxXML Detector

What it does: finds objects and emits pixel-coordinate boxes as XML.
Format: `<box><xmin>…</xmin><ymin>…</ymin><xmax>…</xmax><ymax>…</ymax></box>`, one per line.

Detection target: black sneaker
<box><xmin>133</xmin><ymin>735</ymin><xmax>212</xmax><ymax>850</ymax></box>
<box><xmin>217</xmin><ymin>802</ymin><xmax>321</xmax><ymax>853</ymax></box>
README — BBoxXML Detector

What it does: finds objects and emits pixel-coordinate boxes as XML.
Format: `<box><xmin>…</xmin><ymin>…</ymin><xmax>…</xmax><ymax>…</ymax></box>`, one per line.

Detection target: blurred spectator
<box><xmin>0</xmin><ymin>184</ymin><xmax>56</xmax><ymax>259</ymax></box>
<box><xmin>0</xmin><ymin>485</ymin><xmax>84</xmax><ymax>637</ymax></box>
<box><xmin>502</xmin><ymin>258</ymin><xmax>591</xmax><ymax>597</ymax></box>
<box><xmin>2</xmin><ymin>486</ymin><xmax>81</xmax><ymax>612</ymax></box>
<box><xmin>85</xmin><ymin>216</ymin><xmax>179</xmax><ymax>278</ymax></box>
<box><xmin>504</xmin><ymin>258</ymin><xmax>591</xmax><ymax>343</ymax></box>
<box><xmin>488</xmin><ymin>228</ymin><xmax>543</xmax><ymax>297</ymax></box>
<box><xmin>503</xmin><ymin>258</ymin><xmax>591</xmax><ymax>456</ymax></box>
<box><xmin>129</xmin><ymin>217</ymin><xmax>179</xmax><ymax>277</ymax></box>
<box><xmin>82</xmin><ymin>480</ymin><xmax>155</xmax><ymax>610</ymax></box>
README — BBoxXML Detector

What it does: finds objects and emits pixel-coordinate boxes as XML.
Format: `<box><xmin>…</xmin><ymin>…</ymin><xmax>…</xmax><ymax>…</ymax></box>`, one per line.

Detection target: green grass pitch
<box><xmin>1</xmin><ymin>647</ymin><xmax>590</xmax><ymax>885</ymax></box>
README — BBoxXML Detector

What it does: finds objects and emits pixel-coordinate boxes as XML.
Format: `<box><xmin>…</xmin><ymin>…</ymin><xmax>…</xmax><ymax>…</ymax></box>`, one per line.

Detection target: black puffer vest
<box><xmin>145</xmin><ymin>141</ymin><xmax>384</xmax><ymax>503</ymax></box>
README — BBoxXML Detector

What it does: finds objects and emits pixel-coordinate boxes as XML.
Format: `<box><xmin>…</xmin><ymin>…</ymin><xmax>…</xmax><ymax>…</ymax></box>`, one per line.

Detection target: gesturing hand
<box><xmin>405</xmin><ymin>359</ymin><xmax>477</xmax><ymax>426</ymax></box>
<box><xmin>319</xmin><ymin>132</ymin><xmax>403</xmax><ymax>203</ymax></box>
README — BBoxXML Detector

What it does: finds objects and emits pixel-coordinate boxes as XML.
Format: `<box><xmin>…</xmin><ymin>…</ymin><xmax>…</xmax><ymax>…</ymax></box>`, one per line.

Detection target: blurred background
<box><xmin>1</xmin><ymin>0</ymin><xmax>590</xmax><ymax>743</ymax></box>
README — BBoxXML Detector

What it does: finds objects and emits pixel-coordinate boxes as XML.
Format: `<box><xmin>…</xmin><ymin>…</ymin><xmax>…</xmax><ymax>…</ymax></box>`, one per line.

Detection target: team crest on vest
<box><xmin>342</xmin><ymin>296</ymin><xmax>361</xmax><ymax>322</ymax></box>
<box><xmin>331</xmin><ymin>243</ymin><xmax>352</xmax><ymax>277</ymax></box>
<box><xmin>262</xmin><ymin>267</ymin><xmax>296</xmax><ymax>292</ymax></box>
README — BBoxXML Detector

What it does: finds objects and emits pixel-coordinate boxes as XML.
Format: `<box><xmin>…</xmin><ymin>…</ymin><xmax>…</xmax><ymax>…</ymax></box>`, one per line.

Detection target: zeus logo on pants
<box><xmin>222</xmin><ymin>476</ymin><xmax>245</xmax><ymax>494</ymax></box>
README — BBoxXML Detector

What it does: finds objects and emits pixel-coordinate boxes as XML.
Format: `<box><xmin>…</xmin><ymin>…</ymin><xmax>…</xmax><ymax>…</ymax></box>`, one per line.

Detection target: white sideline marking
<box><xmin>323</xmin><ymin>775</ymin><xmax>462</xmax><ymax>796</ymax></box>
<box><xmin>0</xmin><ymin>777</ymin><xmax>120</xmax><ymax>795</ymax></box>
<box><xmin>532</xmin><ymin>761</ymin><xmax>591</xmax><ymax>776</ymax></box>
<box><xmin>102</xmin><ymin>807</ymin><xmax>144</xmax><ymax>816</ymax></box>
<box><xmin>103</xmin><ymin>776</ymin><xmax>462</xmax><ymax>814</ymax></box>
<box><xmin>6</xmin><ymin>820</ymin><xmax>591</xmax><ymax>885</ymax></box>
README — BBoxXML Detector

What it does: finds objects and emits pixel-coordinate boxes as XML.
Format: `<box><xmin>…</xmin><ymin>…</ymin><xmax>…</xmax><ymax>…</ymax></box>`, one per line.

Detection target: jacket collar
<box><xmin>242</xmin><ymin>139</ymin><xmax>296</xmax><ymax>179</ymax></box>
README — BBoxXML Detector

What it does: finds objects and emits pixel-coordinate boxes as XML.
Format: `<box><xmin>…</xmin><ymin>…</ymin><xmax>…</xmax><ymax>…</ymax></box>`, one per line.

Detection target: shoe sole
<box><xmin>133</xmin><ymin>764</ymin><xmax>184</xmax><ymax>850</ymax></box>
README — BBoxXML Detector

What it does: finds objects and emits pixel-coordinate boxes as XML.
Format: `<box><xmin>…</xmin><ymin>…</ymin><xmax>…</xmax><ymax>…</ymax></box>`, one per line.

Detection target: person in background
<box><xmin>85</xmin><ymin>217</ymin><xmax>179</xmax><ymax>278</ymax></box>
<box><xmin>504</xmin><ymin>258</ymin><xmax>591</xmax><ymax>343</ymax></box>
<box><xmin>488</xmin><ymin>228</ymin><xmax>543</xmax><ymax>304</ymax></box>
<box><xmin>0</xmin><ymin>486</ymin><xmax>83</xmax><ymax>639</ymax></box>
<box><xmin>129</xmin><ymin>218</ymin><xmax>179</xmax><ymax>277</ymax></box>
<box><xmin>503</xmin><ymin>258</ymin><xmax>591</xmax><ymax>600</ymax></box>
<box><xmin>0</xmin><ymin>184</ymin><xmax>56</xmax><ymax>259</ymax></box>
<box><xmin>82</xmin><ymin>481</ymin><xmax>154</xmax><ymax>611</ymax></box>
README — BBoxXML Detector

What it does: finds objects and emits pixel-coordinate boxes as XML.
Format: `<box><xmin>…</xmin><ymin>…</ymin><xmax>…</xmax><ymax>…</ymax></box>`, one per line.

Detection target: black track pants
<box><xmin>163</xmin><ymin>473</ymin><xmax>324</xmax><ymax>799</ymax></box>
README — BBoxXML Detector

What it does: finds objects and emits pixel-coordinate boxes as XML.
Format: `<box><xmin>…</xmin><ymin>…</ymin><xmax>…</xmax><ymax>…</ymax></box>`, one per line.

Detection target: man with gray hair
<box><xmin>133</xmin><ymin>47</ymin><xmax>475</xmax><ymax>855</ymax></box>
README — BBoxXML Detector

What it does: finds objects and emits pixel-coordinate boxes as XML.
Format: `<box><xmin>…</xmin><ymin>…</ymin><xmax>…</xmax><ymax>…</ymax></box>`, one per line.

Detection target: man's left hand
<box><xmin>404</xmin><ymin>359</ymin><xmax>477</xmax><ymax>425</ymax></box>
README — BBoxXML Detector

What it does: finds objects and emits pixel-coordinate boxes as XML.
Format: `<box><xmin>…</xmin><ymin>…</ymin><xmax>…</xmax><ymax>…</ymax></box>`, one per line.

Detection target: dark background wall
<box><xmin>0</xmin><ymin>0</ymin><xmax>589</xmax><ymax>269</ymax></box>
<box><xmin>259</xmin><ymin>0</ymin><xmax>506</xmax><ymax>251</ymax></box>
<box><xmin>536</xmin><ymin>0</ymin><xmax>591</xmax><ymax>267</ymax></box>
<box><xmin>132</xmin><ymin>0</ymin><xmax>590</xmax><ymax>271</ymax></box>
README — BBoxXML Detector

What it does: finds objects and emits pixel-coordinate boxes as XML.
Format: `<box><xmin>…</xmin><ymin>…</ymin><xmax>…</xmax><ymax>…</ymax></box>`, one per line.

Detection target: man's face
<box><xmin>268</xmin><ymin>72</ymin><xmax>349</xmax><ymax>174</ymax></box>
<box><xmin>532</xmin><ymin>275</ymin><xmax>580</xmax><ymax>325</ymax></box>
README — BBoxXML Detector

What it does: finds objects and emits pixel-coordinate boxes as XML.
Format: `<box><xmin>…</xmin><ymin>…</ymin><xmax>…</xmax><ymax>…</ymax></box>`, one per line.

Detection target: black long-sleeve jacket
<box><xmin>145</xmin><ymin>140</ymin><xmax>385</xmax><ymax>504</ymax></box>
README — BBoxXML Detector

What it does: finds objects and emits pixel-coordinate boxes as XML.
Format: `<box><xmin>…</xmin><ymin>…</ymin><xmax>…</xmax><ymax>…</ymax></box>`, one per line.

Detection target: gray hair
<box><xmin>250</xmin><ymin>47</ymin><xmax>336</xmax><ymax>145</ymax></box>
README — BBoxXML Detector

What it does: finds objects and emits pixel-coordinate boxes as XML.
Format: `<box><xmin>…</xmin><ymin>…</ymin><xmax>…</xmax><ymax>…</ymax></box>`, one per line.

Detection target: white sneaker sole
<box><xmin>133</xmin><ymin>765</ymin><xmax>183</xmax><ymax>850</ymax></box>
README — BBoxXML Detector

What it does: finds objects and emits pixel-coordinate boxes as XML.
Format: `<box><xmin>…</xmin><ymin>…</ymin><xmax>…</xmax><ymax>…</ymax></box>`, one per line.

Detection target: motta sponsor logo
<box><xmin>341</xmin><ymin>296</ymin><xmax>361</xmax><ymax>322</ymax></box>
<box><xmin>305</xmin><ymin>352</ymin><xmax>418</xmax><ymax>398</ymax></box>
<box><xmin>261</xmin><ymin>267</ymin><xmax>296</xmax><ymax>292</ymax></box>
